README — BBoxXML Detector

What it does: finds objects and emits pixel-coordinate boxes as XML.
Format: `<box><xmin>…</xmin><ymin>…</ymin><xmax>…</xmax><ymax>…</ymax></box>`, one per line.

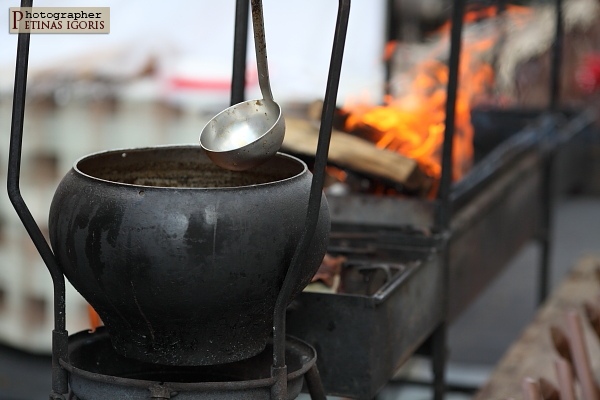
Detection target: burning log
<box><xmin>283</xmin><ymin>117</ymin><xmax>433</xmax><ymax>194</ymax></box>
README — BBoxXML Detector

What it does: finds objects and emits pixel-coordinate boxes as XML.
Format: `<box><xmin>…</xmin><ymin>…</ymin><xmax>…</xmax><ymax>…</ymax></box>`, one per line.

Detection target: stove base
<box><xmin>61</xmin><ymin>328</ymin><xmax>320</xmax><ymax>400</ymax></box>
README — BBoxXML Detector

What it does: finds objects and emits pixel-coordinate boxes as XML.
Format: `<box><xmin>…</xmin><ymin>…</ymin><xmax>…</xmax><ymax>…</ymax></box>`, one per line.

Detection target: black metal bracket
<box><xmin>429</xmin><ymin>0</ymin><xmax>566</xmax><ymax>397</ymax></box>
<box><xmin>7</xmin><ymin>0</ymin><xmax>69</xmax><ymax>397</ymax></box>
<box><xmin>430</xmin><ymin>2</ymin><xmax>466</xmax><ymax>398</ymax></box>
<box><xmin>271</xmin><ymin>1</ymin><xmax>350</xmax><ymax>398</ymax></box>
<box><xmin>435</xmin><ymin>0</ymin><xmax>467</xmax><ymax>231</ymax></box>
<box><xmin>550</xmin><ymin>0</ymin><xmax>564</xmax><ymax>112</ymax></box>
<box><xmin>230</xmin><ymin>1</ymin><xmax>350</xmax><ymax>399</ymax></box>
<box><xmin>538</xmin><ymin>0</ymin><xmax>565</xmax><ymax>304</ymax></box>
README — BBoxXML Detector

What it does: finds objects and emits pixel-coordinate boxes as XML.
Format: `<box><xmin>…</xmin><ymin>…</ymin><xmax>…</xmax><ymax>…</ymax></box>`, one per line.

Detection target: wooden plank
<box><xmin>282</xmin><ymin>117</ymin><xmax>432</xmax><ymax>192</ymax></box>
<box><xmin>474</xmin><ymin>256</ymin><xmax>600</xmax><ymax>400</ymax></box>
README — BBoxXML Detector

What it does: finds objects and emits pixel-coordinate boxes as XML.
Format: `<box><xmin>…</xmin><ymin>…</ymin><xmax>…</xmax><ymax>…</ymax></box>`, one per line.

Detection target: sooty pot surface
<box><xmin>48</xmin><ymin>146</ymin><xmax>329</xmax><ymax>366</ymax></box>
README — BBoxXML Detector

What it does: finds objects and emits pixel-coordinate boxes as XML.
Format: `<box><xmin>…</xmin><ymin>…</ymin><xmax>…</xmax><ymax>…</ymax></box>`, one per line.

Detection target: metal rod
<box><xmin>496</xmin><ymin>0</ymin><xmax>507</xmax><ymax>15</ymax></box>
<box><xmin>384</xmin><ymin>0</ymin><xmax>397</xmax><ymax>98</ymax></box>
<box><xmin>539</xmin><ymin>0</ymin><xmax>564</xmax><ymax>305</ymax></box>
<box><xmin>230</xmin><ymin>0</ymin><xmax>250</xmax><ymax>105</ymax></box>
<box><xmin>270</xmin><ymin>365</ymin><xmax>288</xmax><ymax>400</ymax></box>
<box><xmin>431</xmin><ymin>314</ymin><xmax>448</xmax><ymax>400</ymax></box>
<box><xmin>550</xmin><ymin>0</ymin><xmax>563</xmax><ymax>111</ymax></box>
<box><xmin>8</xmin><ymin>0</ymin><xmax>66</xmax><ymax>338</ymax></box>
<box><xmin>435</xmin><ymin>0</ymin><xmax>467</xmax><ymax>230</ymax></box>
<box><xmin>538</xmin><ymin>157</ymin><xmax>553</xmax><ymax>304</ymax></box>
<box><xmin>8</xmin><ymin>0</ymin><xmax>68</xmax><ymax>397</ymax></box>
<box><xmin>305</xmin><ymin>364</ymin><xmax>327</xmax><ymax>400</ymax></box>
<box><xmin>432</xmin><ymin>2</ymin><xmax>466</xmax><ymax>398</ymax></box>
<box><xmin>271</xmin><ymin>0</ymin><xmax>350</xmax><ymax>386</ymax></box>
<box><xmin>8</xmin><ymin>11</ymin><xmax>66</xmax><ymax>330</ymax></box>
<box><xmin>491</xmin><ymin>0</ymin><xmax>507</xmax><ymax>107</ymax></box>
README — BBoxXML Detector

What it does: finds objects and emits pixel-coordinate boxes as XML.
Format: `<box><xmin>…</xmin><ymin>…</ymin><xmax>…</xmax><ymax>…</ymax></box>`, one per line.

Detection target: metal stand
<box><xmin>232</xmin><ymin>0</ymin><xmax>351</xmax><ymax>397</ymax></box>
<box><xmin>9</xmin><ymin>0</ymin><xmax>349</xmax><ymax>399</ymax></box>
<box><xmin>432</xmin><ymin>0</ymin><xmax>565</xmax><ymax>299</ymax></box>
<box><xmin>429</xmin><ymin>0</ymin><xmax>563</xmax><ymax>396</ymax></box>
<box><xmin>538</xmin><ymin>0</ymin><xmax>564</xmax><ymax>305</ymax></box>
<box><xmin>8</xmin><ymin>0</ymin><xmax>68</xmax><ymax>398</ymax></box>
<box><xmin>430</xmin><ymin>0</ymin><xmax>466</xmax><ymax>397</ymax></box>
<box><xmin>230</xmin><ymin>0</ymin><xmax>350</xmax><ymax>398</ymax></box>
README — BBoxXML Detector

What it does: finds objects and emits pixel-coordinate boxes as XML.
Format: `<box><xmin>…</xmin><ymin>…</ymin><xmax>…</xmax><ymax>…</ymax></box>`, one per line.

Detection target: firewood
<box><xmin>554</xmin><ymin>358</ymin><xmax>576</xmax><ymax>400</ymax></box>
<box><xmin>565</xmin><ymin>310</ymin><xmax>600</xmax><ymax>400</ymax></box>
<box><xmin>282</xmin><ymin>117</ymin><xmax>432</xmax><ymax>193</ymax></box>
<box><xmin>311</xmin><ymin>254</ymin><xmax>346</xmax><ymax>288</ymax></box>
<box><xmin>522</xmin><ymin>377</ymin><xmax>543</xmax><ymax>400</ymax></box>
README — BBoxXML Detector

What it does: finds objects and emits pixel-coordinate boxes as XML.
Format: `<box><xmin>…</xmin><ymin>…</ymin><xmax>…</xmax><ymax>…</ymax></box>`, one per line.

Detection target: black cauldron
<box><xmin>48</xmin><ymin>146</ymin><xmax>329</xmax><ymax>366</ymax></box>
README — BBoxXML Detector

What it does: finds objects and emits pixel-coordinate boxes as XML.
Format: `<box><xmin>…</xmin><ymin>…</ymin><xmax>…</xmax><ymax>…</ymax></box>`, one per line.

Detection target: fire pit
<box><xmin>287</xmin><ymin>0</ymin><xmax>599</xmax><ymax>398</ymax></box>
<box><xmin>285</xmin><ymin>106</ymin><xmax>598</xmax><ymax>397</ymax></box>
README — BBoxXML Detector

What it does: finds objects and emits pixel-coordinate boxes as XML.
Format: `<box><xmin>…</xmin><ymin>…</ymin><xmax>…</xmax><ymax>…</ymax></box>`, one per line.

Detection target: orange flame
<box><xmin>343</xmin><ymin>5</ymin><xmax>532</xmax><ymax>184</ymax></box>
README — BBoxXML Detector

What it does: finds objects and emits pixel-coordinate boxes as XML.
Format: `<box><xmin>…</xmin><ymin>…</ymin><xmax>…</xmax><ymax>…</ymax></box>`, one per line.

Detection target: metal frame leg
<box><xmin>538</xmin><ymin>156</ymin><xmax>553</xmax><ymax>304</ymax></box>
<box><xmin>305</xmin><ymin>365</ymin><xmax>327</xmax><ymax>400</ymax></box>
<box><xmin>432</xmin><ymin>0</ymin><xmax>465</xmax><ymax>396</ymax></box>
<box><xmin>431</xmin><ymin>323</ymin><xmax>447</xmax><ymax>400</ymax></box>
<box><xmin>538</xmin><ymin>0</ymin><xmax>563</xmax><ymax>306</ymax></box>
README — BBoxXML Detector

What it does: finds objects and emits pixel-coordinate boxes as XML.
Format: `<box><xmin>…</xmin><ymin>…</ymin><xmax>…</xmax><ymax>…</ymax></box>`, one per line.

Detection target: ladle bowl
<box><xmin>200</xmin><ymin>0</ymin><xmax>284</xmax><ymax>171</ymax></box>
<box><xmin>48</xmin><ymin>146</ymin><xmax>329</xmax><ymax>366</ymax></box>
<box><xmin>199</xmin><ymin>98</ymin><xmax>285</xmax><ymax>171</ymax></box>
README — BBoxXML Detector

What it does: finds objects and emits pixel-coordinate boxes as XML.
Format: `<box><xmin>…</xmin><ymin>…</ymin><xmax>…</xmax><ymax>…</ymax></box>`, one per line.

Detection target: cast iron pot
<box><xmin>48</xmin><ymin>146</ymin><xmax>329</xmax><ymax>366</ymax></box>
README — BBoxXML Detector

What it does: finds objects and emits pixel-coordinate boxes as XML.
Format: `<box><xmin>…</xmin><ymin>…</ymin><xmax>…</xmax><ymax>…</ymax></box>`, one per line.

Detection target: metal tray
<box><xmin>288</xmin><ymin>249</ymin><xmax>443</xmax><ymax>399</ymax></box>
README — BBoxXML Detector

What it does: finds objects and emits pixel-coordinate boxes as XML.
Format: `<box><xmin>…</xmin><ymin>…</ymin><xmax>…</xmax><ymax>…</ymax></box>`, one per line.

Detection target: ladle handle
<box><xmin>250</xmin><ymin>0</ymin><xmax>274</xmax><ymax>102</ymax></box>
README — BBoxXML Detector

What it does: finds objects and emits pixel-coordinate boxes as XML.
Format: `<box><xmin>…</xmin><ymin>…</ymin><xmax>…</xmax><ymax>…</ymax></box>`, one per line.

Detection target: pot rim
<box><xmin>71</xmin><ymin>145</ymin><xmax>308</xmax><ymax>191</ymax></box>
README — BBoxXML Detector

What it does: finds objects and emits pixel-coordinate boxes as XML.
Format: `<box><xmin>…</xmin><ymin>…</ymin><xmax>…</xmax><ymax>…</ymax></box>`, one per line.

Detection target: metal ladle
<box><xmin>199</xmin><ymin>0</ymin><xmax>284</xmax><ymax>171</ymax></box>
